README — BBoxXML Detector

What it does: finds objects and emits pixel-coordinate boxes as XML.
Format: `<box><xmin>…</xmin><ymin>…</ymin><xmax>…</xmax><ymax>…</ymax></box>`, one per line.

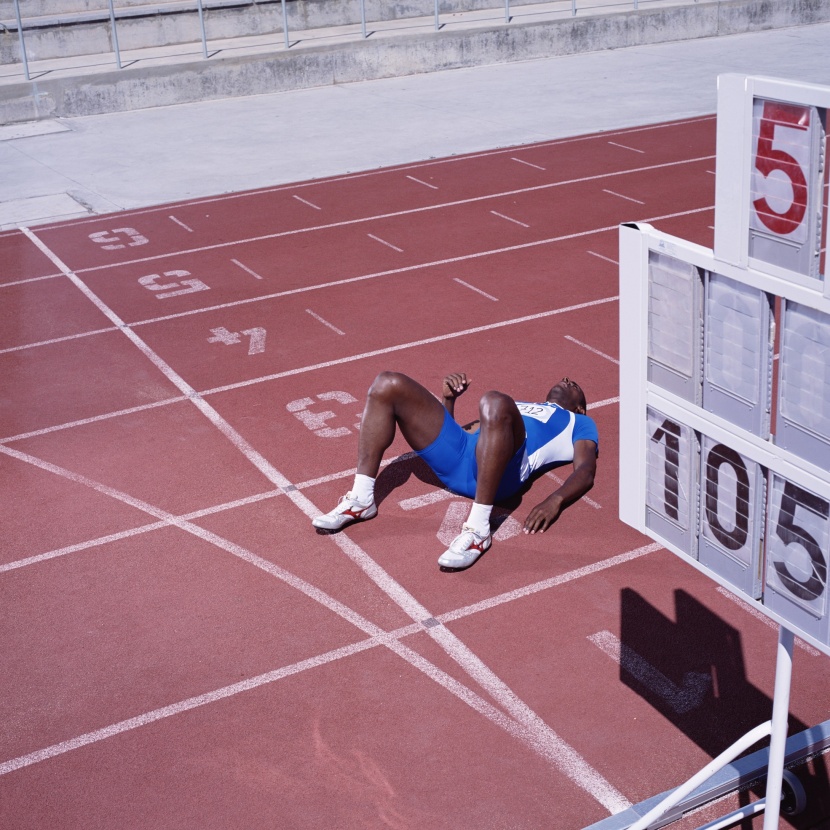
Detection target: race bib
<box><xmin>517</xmin><ymin>402</ymin><xmax>556</xmax><ymax>423</ymax></box>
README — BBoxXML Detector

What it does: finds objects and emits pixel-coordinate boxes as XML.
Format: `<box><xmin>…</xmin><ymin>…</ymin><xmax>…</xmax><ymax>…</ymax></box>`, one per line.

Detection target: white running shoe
<box><xmin>437</xmin><ymin>524</ymin><xmax>492</xmax><ymax>570</ymax></box>
<box><xmin>312</xmin><ymin>493</ymin><xmax>378</xmax><ymax>531</ymax></box>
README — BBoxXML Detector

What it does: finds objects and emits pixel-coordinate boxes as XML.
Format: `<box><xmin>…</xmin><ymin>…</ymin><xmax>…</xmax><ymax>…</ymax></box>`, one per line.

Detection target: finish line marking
<box><xmin>17</xmin><ymin>226</ymin><xmax>633</xmax><ymax>815</ymax></box>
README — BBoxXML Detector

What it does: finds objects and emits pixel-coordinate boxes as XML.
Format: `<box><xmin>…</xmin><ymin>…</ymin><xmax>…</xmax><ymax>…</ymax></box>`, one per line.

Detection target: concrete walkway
<box><xmin>2</xmin><ymin>19</ymin><xmax>830</xmax><ymax>230</ymax></box>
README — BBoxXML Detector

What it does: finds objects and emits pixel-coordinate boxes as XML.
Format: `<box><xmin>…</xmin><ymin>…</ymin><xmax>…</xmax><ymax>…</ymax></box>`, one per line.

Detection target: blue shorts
<box><xmin>415</xmin><ymin>408</ymin><xmax>527</xmax><ymax>501</ymax></box>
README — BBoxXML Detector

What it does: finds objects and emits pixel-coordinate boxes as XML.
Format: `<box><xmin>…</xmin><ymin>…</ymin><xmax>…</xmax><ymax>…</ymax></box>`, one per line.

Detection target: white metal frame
<box><xmin>618</xmin><ymin>73</ymin><xmax>830</xmax><ymax>829</ymax></box>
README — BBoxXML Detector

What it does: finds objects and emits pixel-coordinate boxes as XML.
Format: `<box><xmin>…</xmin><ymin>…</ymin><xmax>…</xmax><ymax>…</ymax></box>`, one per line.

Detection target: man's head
<box><xmin>546</xmin><ymin>377</ymin><xmax>587</xmax><ymax>415</ymax></box>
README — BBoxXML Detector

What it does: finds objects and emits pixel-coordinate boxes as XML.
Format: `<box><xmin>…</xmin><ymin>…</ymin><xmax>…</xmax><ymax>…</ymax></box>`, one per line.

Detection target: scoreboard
<box><xmin>619</xmin><ymin>75</ymin><xmax>830</xmax><ymax>656</ymax></box>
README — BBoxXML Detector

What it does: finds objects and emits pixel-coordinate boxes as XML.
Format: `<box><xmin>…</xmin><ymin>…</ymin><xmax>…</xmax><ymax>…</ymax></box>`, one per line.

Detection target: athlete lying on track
<box><xmin>312</xmin><ymin>371</ymin><xmax>599</xmax><ymax>570</ymax></box>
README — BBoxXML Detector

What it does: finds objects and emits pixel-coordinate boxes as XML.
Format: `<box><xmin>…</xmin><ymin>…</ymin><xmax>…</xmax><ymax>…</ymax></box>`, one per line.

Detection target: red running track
<box><xmin>1</xmin><ymin>116</ymin><xmax>829</xmax><ymax>829</ymax></box>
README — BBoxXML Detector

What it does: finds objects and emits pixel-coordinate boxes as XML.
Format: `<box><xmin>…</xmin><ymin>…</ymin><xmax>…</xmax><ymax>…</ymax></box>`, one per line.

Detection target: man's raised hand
<box><xmin>442</xmin><ymin>373</ymin><xmax>471</xmax><ymax>401</ymax></box>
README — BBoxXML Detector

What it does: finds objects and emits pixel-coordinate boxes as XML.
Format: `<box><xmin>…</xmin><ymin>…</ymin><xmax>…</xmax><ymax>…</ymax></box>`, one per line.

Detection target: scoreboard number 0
<box><xmin>703</xmin><ymin>443</ymin><xmax>750</xmax><ymax>553</ymax></box>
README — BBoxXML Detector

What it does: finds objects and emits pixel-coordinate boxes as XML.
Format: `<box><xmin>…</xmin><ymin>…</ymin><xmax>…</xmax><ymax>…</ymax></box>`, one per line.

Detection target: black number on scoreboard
<box><xmin>704</xmin><ymin>444</ymin><xmax>750</xmax><ymax>551</ymax></box>
<box><xmin>774</xmin><ymin>481</ymin><xmax>829</xmax><ymax>601</ymax></box>
<box><xmin>651</xmin><ymin>419</ymin><xmax>681</xmax><ymax>521</ymax></box>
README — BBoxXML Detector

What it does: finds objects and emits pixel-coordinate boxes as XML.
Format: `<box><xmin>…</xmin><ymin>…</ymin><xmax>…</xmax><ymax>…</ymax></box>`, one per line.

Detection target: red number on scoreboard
<box><xmin>752</xmin><ymin>101</ymin><xmax>810</xmax><ymax>236</ymax></box>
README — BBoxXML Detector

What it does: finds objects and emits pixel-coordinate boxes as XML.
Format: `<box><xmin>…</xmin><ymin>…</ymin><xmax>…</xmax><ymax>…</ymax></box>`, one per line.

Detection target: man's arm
<box><xmin>441</xmin><ymin>373</ymin><xmax>470</xmax><ymax>420</ymax></box>
<box><xmin>522</xmin><ymin>439</ymin><xmax>597</xmax><ymax>534</ymax></box>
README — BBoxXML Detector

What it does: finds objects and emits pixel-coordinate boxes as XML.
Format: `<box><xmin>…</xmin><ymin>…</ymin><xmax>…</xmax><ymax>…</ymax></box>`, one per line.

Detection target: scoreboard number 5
<box><xmin>751</xmin><ymin>100</ymin><xmax>810</xmax><ymax>238</ymax></box>
<box><xmin>748</xmin><ymin>97</ymin><xmax>826</xmax><ymax>278</ymax></box>
<box><xmin>766</xmin><ymin>475</ymin><xmax>830</xmax><ymax>619</ymax></box>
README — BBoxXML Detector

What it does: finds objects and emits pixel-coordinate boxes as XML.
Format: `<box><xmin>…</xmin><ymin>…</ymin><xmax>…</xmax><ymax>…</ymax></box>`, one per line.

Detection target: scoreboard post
<box><xmin>619</xmin><ymin>75</ymin><xmax>829</xmax><ymax>829</ymax></box>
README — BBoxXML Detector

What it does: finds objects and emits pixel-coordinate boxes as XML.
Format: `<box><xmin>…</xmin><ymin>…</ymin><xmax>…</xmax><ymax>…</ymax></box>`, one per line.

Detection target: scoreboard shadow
<box><xmin>618</xmin><ymin>588</ymin><xmax>830</xmax><ymax>822</ymax></box>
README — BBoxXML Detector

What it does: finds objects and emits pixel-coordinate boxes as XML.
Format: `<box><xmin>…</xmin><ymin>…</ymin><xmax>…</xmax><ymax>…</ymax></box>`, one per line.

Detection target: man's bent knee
<box><xmin>479</xmin><ymin>391</ymin><xmax>516</xmax><ymax>425</ymax></box>
<box><xmin>368</xmin><ymin>371</ymin><xmax>412</xmax><ymax>402</ymax></box>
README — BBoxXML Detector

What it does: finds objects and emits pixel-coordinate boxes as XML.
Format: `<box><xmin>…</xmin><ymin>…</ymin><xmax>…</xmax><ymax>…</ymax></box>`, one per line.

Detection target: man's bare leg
<box><xmin>312</xmin><ymin>372</ymin><xmax>446</xmax><ymax>530</ymax></box>
<box><xmin>437</xmin><ymin>391</ymin><xmax>525</xmax><ymax>569</ymax></box>
<box><xmin>472</xmin><ymin>391</ymin><xmax>526</xmax><ymax>506</ymax></box>
<box><xmin>356</xmin><ymin>371</ymin><xmax>448</xmax><ymax>478</ymax></box>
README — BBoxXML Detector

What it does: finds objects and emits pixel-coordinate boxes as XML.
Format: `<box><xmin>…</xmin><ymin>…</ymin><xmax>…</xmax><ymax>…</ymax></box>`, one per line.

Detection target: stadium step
<box><xmin>1</xmin><ymin>0</ymin><xmax>828</xmax><ymax>124</ymax></box>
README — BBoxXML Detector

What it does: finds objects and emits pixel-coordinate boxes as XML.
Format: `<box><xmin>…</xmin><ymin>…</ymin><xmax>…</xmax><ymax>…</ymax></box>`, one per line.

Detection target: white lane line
<box><xmin>607</xmin><ymin>141</ymin><xmax>644</xmax><ymax>154</ymax></box>
<box><xmin>564</xmin><ymin>335</ymin><xmax>619</xmax><ymax>365</ymax></box>
<box><xmin>441</xmin><ymin>544</ymin><xmax>661</xmax><ymax>623</ymax></box>
<box><xmin>0</xmin><ymin>489</ymin><xmax>283</xmax><ymax>574</ymax></box>
<box><xmin>429</xmin><ymin>622</ymin><xmax>630</xmax><ymax>813</ymax></box>
<box><xmin>169</xmin><ymin>215</ymin><xmax>194</xmax><ymax>232</ymax></box>
<box><xmin>128</xmin><ymin>219</ymin><xmax>628</xmax><ymax>328</ymax></box>
<box><xmin>602</xmin><ymin>189</ymin><xmax>645</xmax><ymax>205</ymax></box>
<box><xmin>0</xmin><ymin>397</ymin><xmax>188</xmax><ymax>445</ymax></box>
<box><xmin>0</xmin><ymin>388</ymin><xmax>622</xmax><ymax>449</ymax></box>
<box><xmin>0</xmin><ymin>273</ymin><xmax>64</xmax><ymax>288</ymax></box>
<box><xmin>295</xmin><ymin>452</ymin><xmax>417</xmax><ymax>491</ymax></box>
<box><xmin>314</xmin><ymin>521</ymin><xmax>631</xmax><ymax>814</ymax></box>
<box><xmin>75</xmin><ymin>156</ymin><xmax>715</xmax><ymax>274</ymax></box>
<box><xmin>544</xmin><ymin>472</ymin><xmax>601</xmax><ymax>509</ymax></box>
<box><xmin>367</xmin><ymin>233</ymin><xmax>404</xmax><ymax>252</ymax></box>
<box><xmin>707</xmin><ymin>170</ymin><xmax>716</xmax><ymax>175</ymax></box>
<box><xmin>406</xmin><ymin>175</ymin><xmax>438</xmax><ymax>190</ymax></box>
<box><xmin>0</xmin><ymin>639</ymin><xmax>380</xmax><ymax>777</ymax></box>
<box><xmin>101</xmin><ymin>204</ymin><xmax>710</xmax><ymax>333</ymax></box>
<box><xmin>25</xmin><ymin>228</ymin><xmax>629</xmax><ymax>812</ymax></box>
<box><xmin>306</xmin><ymin>309</ymin><xmax>345</xmax><ymax>335</ymax></box>
<box><xmin>587</xmin><ymin>251</ymin><xmax>618</xmax><ymax>265</ymax></box>
<box><xmin>399</xmin><ymin>489</ymin><xmax>455</xmax><ymax>510</ymax></box>
<box><xmin>588</xmin><ymin>631</ymin><xmax>710</xmax><ymax>715</ymax></box>
<box><xmin>714</xmin><ymin>587</ymin><xmax>820</xmax><ymax>656</ymax></box>
<box><xmin>0</xmin><ymin>327</ymin><xmax>117</xmax><ymax>354</ymax></box>
<box><xmin>490</xmin><ymin>210</ymin><xmax>530</xmax><ymax>228</ymax></box>
<box><xmin>0</xmin><ymin>440</ymin><xmax>627</xmax><ymax>810</ymax></box>
<box><xmin>200</xmin><ymin>295</ymin><xmax>618</xmax><ymax>397</ymax></box>
<box><xmin>293</xmin><ymin>194</ymin><xmax>321</xmax><ymax>210</ymax></box>
<box><xmin>230</xmin><ymin>258</ymin><xmax>264</xmax><ymax>280</ymax></box>
<box><xmin>0</xmin><ymin>544</ymin><xmax>660</xmax><ymax>779</ymax></box>
<box><xmin>0</xmin><ymin>297</ymin><xmax>622</xmax><ymax>445</ymax></box>
<box><xmin>511</xmin><ymin>157</ymin><xmax>546</xmax><ymax>171</ymax></box>
<box><xmin>40</xmin><ymin>117</ymin><xmax>715</xmax><ymax>231</ymax></box>
<box><xmin>453</xmin><ymin>278</ymin><xmax>498</xmax><ymax>301</ymax></box>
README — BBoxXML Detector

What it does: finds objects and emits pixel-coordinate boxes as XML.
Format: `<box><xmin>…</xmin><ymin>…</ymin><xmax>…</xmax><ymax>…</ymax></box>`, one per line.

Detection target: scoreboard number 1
<box><xmin>646</xmin><ymin>407</ymin><xmax>697</xmax><ymax>557</ymax></box>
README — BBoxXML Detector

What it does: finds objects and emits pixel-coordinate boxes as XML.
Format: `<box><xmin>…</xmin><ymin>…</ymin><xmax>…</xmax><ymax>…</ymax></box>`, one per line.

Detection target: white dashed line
<box><xmin>201</xmin><ymin>296</ymin><xmax>618</xmax><ymax>397</ymax></box>
<box><xmin>305</xmin><ymin>309</ymin><xmax>345</xmax><ymax>335</ymax></box>
<box><xmin>490</xmin><ymin>210</ymin><xmax>529</xmax><ymax>228</ymax></box>
<box><xmin>368</xmin><ymin>233</ymin><xmax>404</xmax><ymax>252</ymax></box>
<box><xmin>545</xmin><ymin>472</ymin><xmax>602</xmax><ymax>509</ymax></box>
<box><xmin>0</xmin><ymin>327</ymin><xmax>117</xmax><ymax>354</ymax></box>
<box><xmin>169</xmin><ymin>215</ymin><xmax>194</xmax><ymax>232</ymax></box>
<box><xmin>607</xmin><ymin>141</ymin><xmax>645</xmax><ymax>154</ymax></box>
<box><xmin>587</xmin><ymin>251</ymin><xmax>618</xmax><ymax>265</ymax></box>
<box><xmin>399</xmin><ymin>490</ymin><xmax>455</xmax><ymax>511</ymax></box>
<box><xmin>588</xmin><ymin>631</ymin><xmax>710</xmax><ymax>715</ymax></box>
<box><xmin>511</xmin><ymin>157</ymin><xmax>546</xmax><ymax>171</ymax></box>
<box><xmin>602</xmin><ymin>189</ymin><xmax>645</xmax><ymax>205</ymax></box>
<box><xmin>293</xmin><ymin>194</ymin><xmax>321</xmax><ymax>210</ymax></box>
<box><xmin>406</xmin><ymin>175</ymin><xmax>439</xmax><ymax>190</ymax></box>
<box><xmin>453</xmin><ymin>278</ymin><xmax>498</xmax><ymax>301</ymax></box>
<box><xmin>564</xmin><ymin>335</ymin><xmax>619</xmax><ymax>365</ymax></box>
<box><xmin>230</xmin><ymin>258</ymin><xmax>264</xmax><ymax>280</ymax></box>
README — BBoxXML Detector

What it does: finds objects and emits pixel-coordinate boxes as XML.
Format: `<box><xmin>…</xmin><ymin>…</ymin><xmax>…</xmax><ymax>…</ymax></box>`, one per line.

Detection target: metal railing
<box><xmin>8</xmin><ymin>0</ymin><xmax>652</xmax><ymax>81</ymax></box>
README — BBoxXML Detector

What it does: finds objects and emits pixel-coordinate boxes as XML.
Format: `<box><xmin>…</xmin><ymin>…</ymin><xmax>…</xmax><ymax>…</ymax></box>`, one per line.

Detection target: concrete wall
<box><xmin>2</xmin><ymin>0</ymin><xmax>829</xmax><ymax>123</ymax></box>
<box><xmin>0</xmin><ymin>0</ymin><xmax>561</xmax><ymax>63</ymax></box>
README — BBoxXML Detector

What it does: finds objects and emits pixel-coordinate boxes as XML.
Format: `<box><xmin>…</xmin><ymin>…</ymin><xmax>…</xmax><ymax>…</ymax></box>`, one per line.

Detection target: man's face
<box><xmin>546</xmin><ymin>378</ymin><xmax>586</xmax><ymax>415</ymax></box>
